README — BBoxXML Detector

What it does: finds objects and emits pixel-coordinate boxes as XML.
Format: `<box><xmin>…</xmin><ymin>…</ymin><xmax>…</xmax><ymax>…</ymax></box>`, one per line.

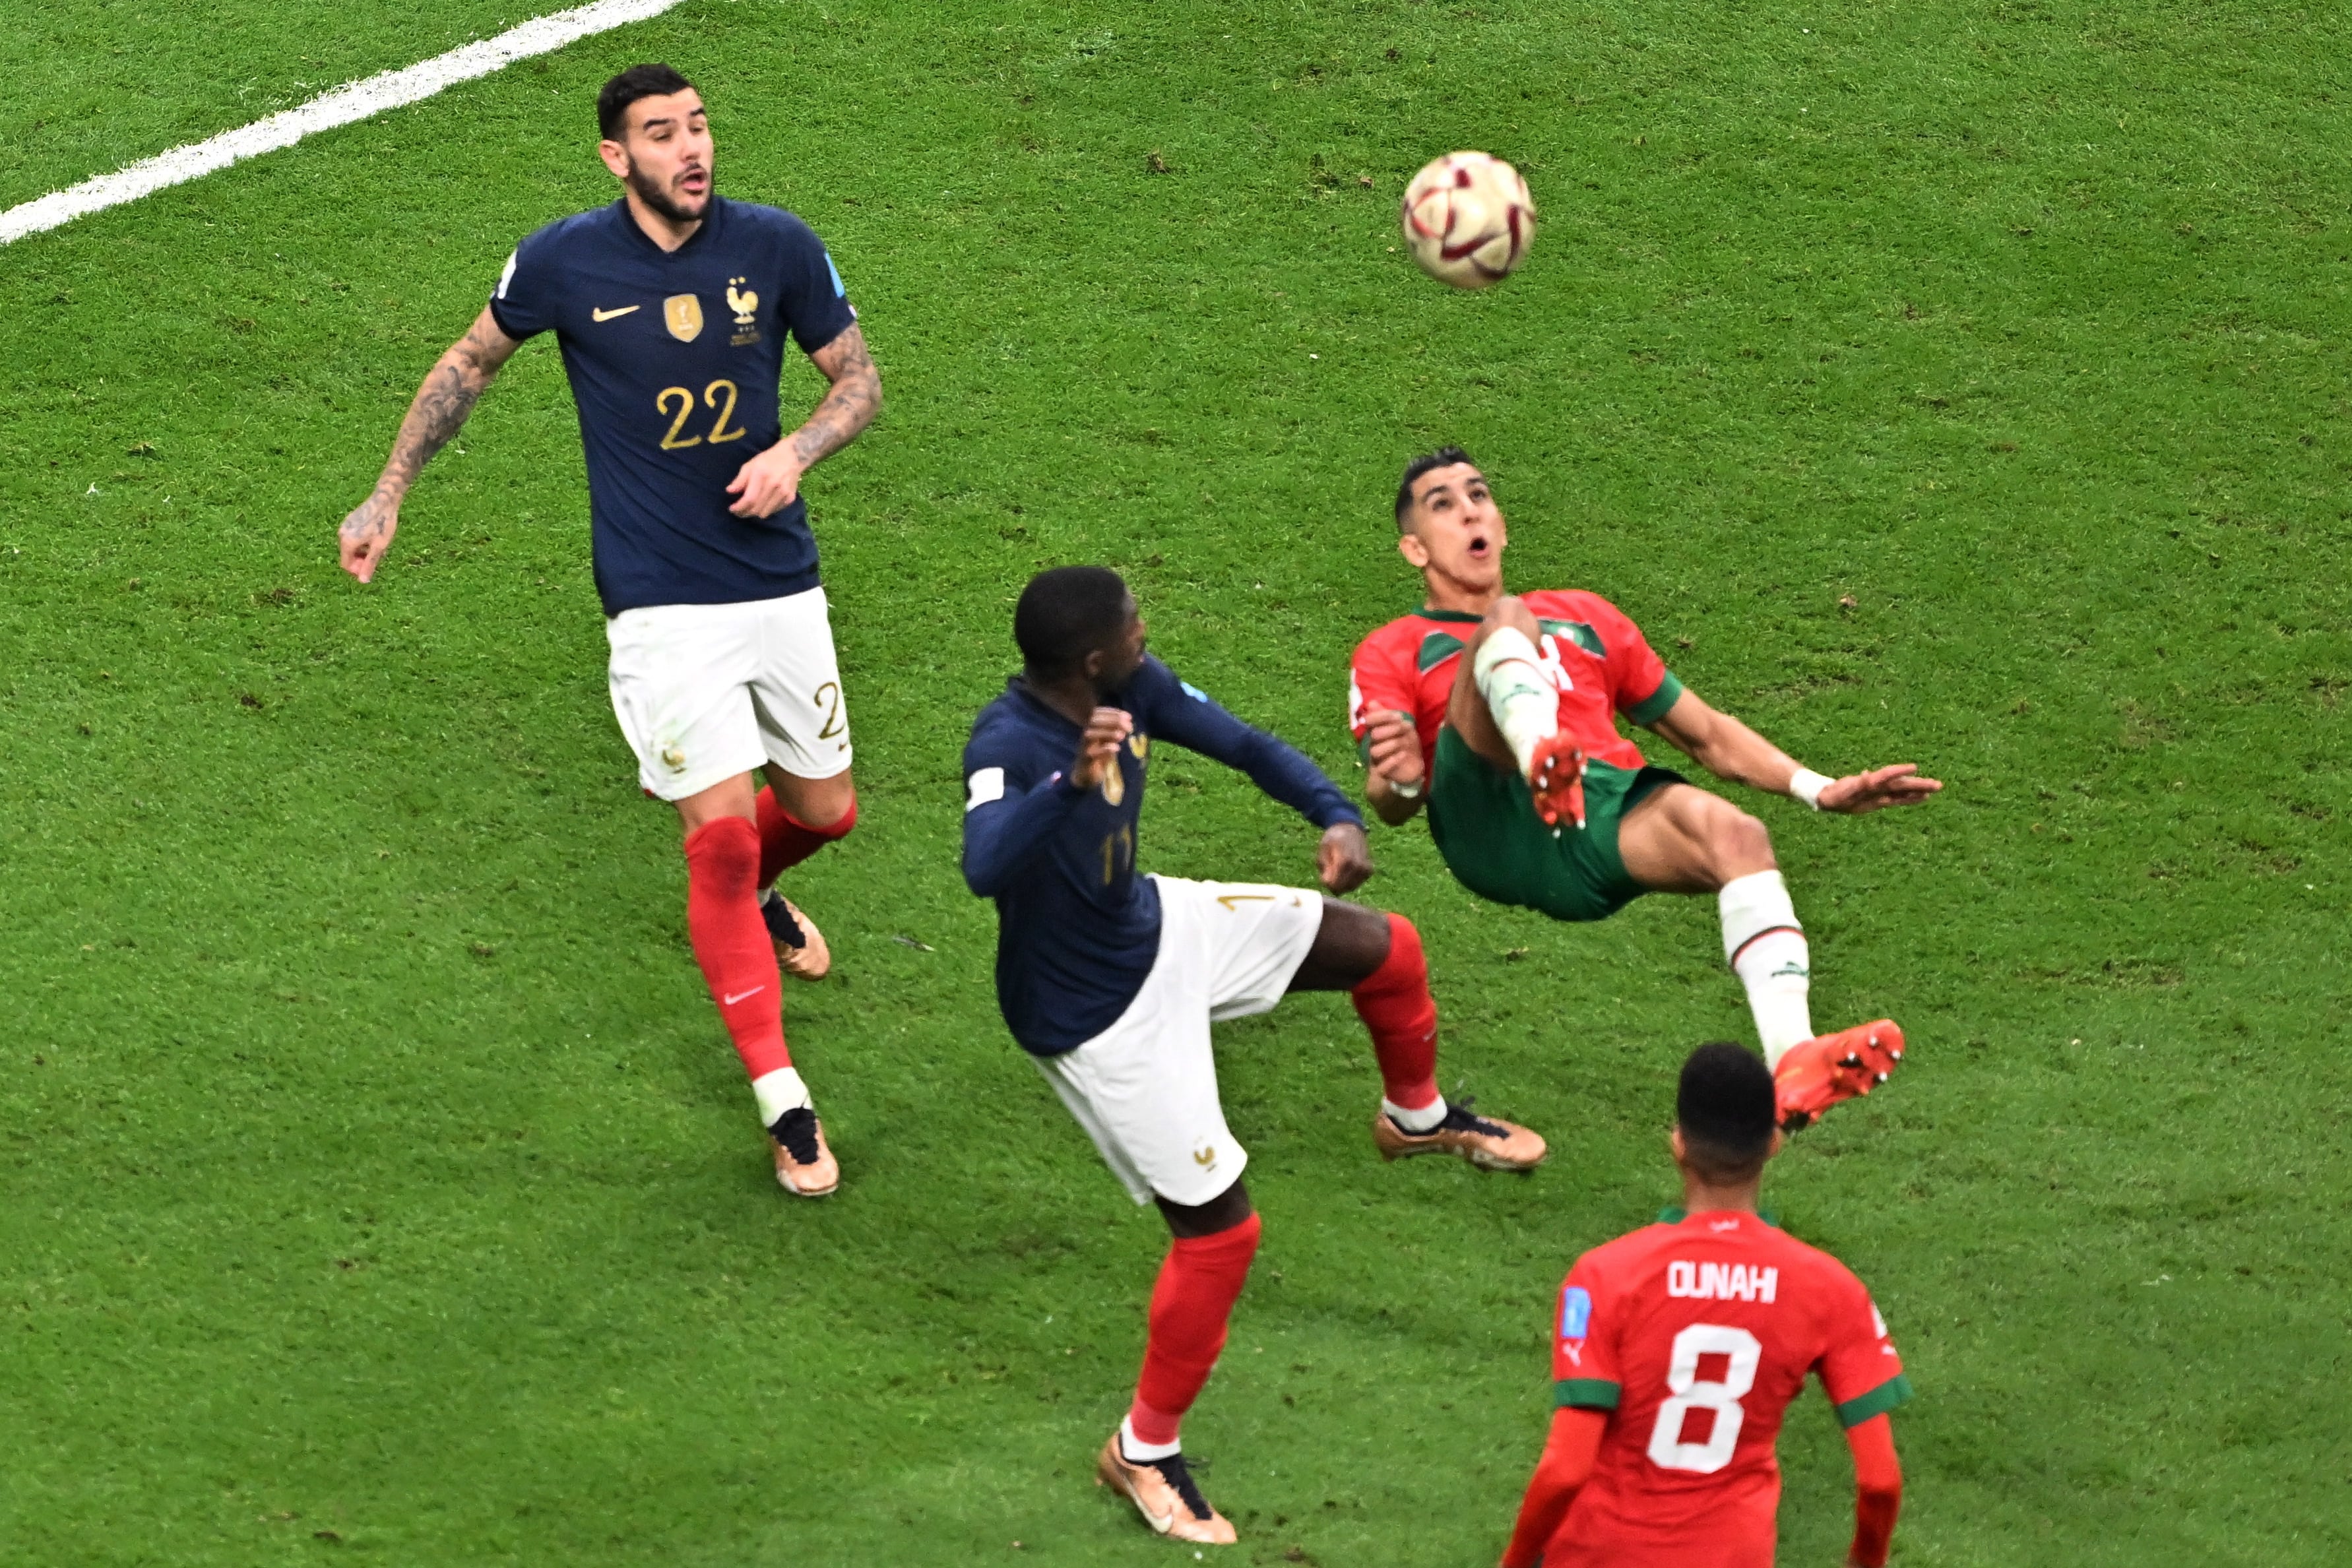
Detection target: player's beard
<box><xmin>626</xmin><ymin>160</ymin><xmax>711</xmax><ymax>225</ymax></box>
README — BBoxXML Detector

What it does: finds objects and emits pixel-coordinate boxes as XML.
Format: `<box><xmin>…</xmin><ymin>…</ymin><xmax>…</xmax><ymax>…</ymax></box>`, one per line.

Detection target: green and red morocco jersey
<box><xmin>1347</xmin><ymin>589</ymin><xmax>1683</xmax><ymax>777</ymax></box>
<box><xmin>1544</xmin><ymin>1209</ymin><xmax>1913</xmax><ymax>1568</ymax></box>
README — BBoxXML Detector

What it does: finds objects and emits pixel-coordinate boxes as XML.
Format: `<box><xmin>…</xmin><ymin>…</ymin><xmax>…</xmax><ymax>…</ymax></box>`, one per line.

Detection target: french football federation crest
<box><xmin>726</xmin><ymin>277</ymin><xmax>759</xmax><ymax>325</ymax></box>
<box><xmin>663</xmin><ymin>294</ymin><xmax>704</xmax><ymax>342</ymax></box>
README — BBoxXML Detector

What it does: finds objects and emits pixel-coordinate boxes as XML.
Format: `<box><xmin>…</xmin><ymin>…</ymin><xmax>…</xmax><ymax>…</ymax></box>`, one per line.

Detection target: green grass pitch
<box><xmin>3</xmin><ymin>1</ymin><xmax>2348</xmax><ymax>1563</ymax></box>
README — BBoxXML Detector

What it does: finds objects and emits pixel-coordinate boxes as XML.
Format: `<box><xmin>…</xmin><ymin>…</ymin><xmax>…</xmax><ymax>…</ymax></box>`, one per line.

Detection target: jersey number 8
<box><xmin>1645</xmin><ymin>1322</ymin><xmax>1762</xmax><ymax>1475</ymax></box>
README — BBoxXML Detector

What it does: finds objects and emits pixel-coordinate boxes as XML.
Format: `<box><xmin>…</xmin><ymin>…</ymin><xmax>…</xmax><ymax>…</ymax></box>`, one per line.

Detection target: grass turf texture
<box><xmin>2</xmin><ymin>0</ymin><xmax>2348</xmax><ymax>1562</ymax></box>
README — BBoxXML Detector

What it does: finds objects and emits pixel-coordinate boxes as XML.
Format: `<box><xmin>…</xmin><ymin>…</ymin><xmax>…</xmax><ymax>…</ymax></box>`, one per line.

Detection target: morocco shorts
<box><xmin>604</xmin><ymin>586</ymin><xmax>853</xmax><ymax>802</ymax></box>
<box><xmin>1033</xmin><ymin>875</ymin><xmax>1323</xmax><ymax>1208</ymax></box>
<box><xmin>1428</xmin><ymin>725</ymin><xmax>1686</xmax><ymax>923</ymax></box>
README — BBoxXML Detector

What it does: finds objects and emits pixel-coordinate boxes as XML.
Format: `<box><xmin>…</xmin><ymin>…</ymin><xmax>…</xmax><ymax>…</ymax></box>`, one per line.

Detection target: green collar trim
<box><xmin>1416</xmin><ymin>607</ymin><xmax>1486</xmax><ymax>623</ymax></box>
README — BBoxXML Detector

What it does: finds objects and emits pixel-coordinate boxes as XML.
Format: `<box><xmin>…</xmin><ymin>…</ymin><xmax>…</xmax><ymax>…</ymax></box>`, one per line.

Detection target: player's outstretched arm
<box><xmin>1644</xmin><ymin>689</ymin><xmax>1942</xmax><ymax>815</ymax></box>
<box><xmin>338</xmin><ymin>307</ymin><xmax>521</xmax><ymax>583</ymax></box>
<box><xmin>1499</xmin><ymin>1406</ymin><xmax>1605</xmax><ymax>1568</ymax></box>
<box><xmin>1843</xmin><ymin>1413</ymin><xmax>1903</xmax><ymax>1568</ymax></box>
<box><xmin>726</xmin><ymin>324</ymin><xmax>881</xmax><ymax>518</ymax></box>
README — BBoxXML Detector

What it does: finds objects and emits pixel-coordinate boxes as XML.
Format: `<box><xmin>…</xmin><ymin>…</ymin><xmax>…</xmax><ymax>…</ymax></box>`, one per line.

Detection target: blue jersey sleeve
<box><xmin>961</xmin><ymin>717</ymin><xmax>1085</xmax><ymax>899</ymax></box>
<box><xmin>770</xmin><ymin>214</ymin><xmax>858</xmax><ymax>356</ymax></box>
<box><xmin>487</xmin><ymin>226</ymin><xmax>561</xmax><ymax>340</ymax></box>
<box><xmin>1137</xmin><ymin>660</ymin><xmax>1362</xmax><ymax>830</ymax></box>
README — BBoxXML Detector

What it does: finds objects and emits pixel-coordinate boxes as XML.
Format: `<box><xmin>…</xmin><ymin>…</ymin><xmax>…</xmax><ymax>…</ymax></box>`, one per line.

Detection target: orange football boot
<box><xmin>1528</xmin><ymin>734</ymin><xmax>1587</xmax><ymax>831</ymax></box>
<box><xmin>761</xmin><ymin>892</ymin><xmax>832</xmax><ymax>982</ymax></box>
<box><xmin>1096</xmin><ymin>1434</ymin><xmax>1236</xmax><ymax>1544</ymax></box>
<box><xmin>1775</xmin><ymin>1020</ymin><xmax>1906</xmax><ymax>1131</ymax></box>
<box><xmin>770</xmin><ymin>1108</ymin><xmax>841</xmax><ymax>1198</ymax></box>
<box><xmin>1372</xmin><ymin>1099</ymin><xmax>1548</xmax><ymax>1171</ymax></box>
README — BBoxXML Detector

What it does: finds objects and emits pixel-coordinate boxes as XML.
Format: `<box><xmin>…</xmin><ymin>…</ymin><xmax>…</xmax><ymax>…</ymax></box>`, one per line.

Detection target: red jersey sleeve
<box><xmin>1550</xmin><ymin>1253</ymin><xmax>1624</xmax><ymax>1412</ymax></box>
<box><xmin>1347</xmin><ymin>623</ymin><xmax>1422</xmax><ymax>751</ymax></box>
<box><xmin>1584</xmin><ymin>594</ymin><xmax>1683</xmax><ymax>727</ymax></box>
<box><xmin>1817</xmin><ymin>1265</ymin><xmax>1914</xmax><ymax>1428</ymax></box>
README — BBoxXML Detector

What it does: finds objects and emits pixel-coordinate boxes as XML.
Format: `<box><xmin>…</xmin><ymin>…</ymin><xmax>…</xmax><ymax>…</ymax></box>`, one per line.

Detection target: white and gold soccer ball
<box><xmin>1400</xmin><ymin>150</ymin><xmax>1536</xmax><ymax>290</ymax></box>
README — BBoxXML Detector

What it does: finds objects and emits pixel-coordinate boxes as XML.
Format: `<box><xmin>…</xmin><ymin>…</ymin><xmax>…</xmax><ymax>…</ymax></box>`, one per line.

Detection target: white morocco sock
<box><xmin>1472</xmin><ymin>627</ymin><xmax>1558</xmax><ymax>777</ymax></box>
<box><xmin>1718</xmin><ymin>871</ymin><xmax>1814</xmax><ymax>1067</ymax></box>
<box><xmin>1120</xmin><ymin>1414</ymin><xmax>1182</xmax><ymax>1462</ymax></box>
<box><xmin>1382</xmin><ymin>1095</ymin><xmax>1448</xmax><ymax>1134</ymax></box>
<box><xmin>751</xmin><ymin>1066</ymin><xmax>813</xmax><ymax>1127</ymax></box>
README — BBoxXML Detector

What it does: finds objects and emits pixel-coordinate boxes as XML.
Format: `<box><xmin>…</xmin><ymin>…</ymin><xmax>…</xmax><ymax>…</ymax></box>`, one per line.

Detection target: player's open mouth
<box><xmin>1466</xmin><ymin>534</ymin><xmax>1492</xmax><ymax>557</ymax></box>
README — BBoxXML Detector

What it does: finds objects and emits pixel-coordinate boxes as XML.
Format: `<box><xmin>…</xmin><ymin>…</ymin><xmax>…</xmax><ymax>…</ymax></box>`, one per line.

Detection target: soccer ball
<box><xmin>1400</xmin><ymin>151</ymin><xmax>1536</xmax><ymax>290</ymax></box>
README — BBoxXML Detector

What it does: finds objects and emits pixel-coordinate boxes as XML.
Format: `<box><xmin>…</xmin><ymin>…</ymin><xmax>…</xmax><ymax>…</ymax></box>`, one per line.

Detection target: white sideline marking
<box><xmin>0</xmin><ymin>0</ymin><xmax>685</xmax><ymax>246</ymax></box>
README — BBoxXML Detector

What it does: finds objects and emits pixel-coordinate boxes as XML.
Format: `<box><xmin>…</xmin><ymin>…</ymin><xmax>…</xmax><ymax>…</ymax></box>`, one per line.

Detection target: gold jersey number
<box><xmin>656</xmin><ymin>379</ymin><xmax>749</xmax><ymax>449</ymax></box>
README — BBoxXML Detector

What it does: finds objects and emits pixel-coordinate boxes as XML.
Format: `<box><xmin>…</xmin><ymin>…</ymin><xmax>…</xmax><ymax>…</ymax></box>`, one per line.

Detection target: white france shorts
<box><xmin>1033</xmin><ymin>875</ymin><xmax>1323</xmax><ymax>1208</ymax></box>
<box><xmin>604</xmin><ymin>587</ymin><xmax>852</xmax><ymax>802</ymax></box>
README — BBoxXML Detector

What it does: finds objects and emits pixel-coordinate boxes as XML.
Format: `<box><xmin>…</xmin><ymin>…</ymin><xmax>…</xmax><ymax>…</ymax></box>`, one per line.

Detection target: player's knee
<box><xmin>1712</xmin><ymin>808</ymin><xmax>1776</xmax><ymax>877</ymax></box>
<box><xmin>1483</xmin><ymin>594</ymin><xmax>1539</xmax><ymax>637</ymax></box>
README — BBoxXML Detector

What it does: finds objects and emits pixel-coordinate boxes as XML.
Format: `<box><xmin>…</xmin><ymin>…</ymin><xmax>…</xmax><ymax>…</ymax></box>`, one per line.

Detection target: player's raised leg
<box><xmin>1289</xmin><ymin>900</ymin><xmax>1546</xmax><ymax>1170</ymax></box>
<box><xmin>1618</xmin><ymin>784</ymin><xmax>1904</xmax><ymax>1129</ymax></box>
<box><xmin>677</xmin><ymin>773</ymin><xmax>838</xmax><ymax>1196</ymax></box>
<box><xmin>1443</xmin><ymin>596</ymin><xmax>1588</xmax><ymax>830</ymax></box>
<box><xmin>753</xmin><ymin>768</ymin><xmax>854</xmax><ymax>980</ymax></box>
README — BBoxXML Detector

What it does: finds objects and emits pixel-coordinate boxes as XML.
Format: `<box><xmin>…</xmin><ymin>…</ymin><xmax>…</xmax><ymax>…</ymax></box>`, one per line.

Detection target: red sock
<box><xmin>755</xmin><ymin>788</ymin><xmax>857</xmax><ymax>888</ymax></box>
<box><xmin>1351</xmin><ymin>913</ymin><xmax>1441</xmax><ymax>1112</ymax></box>
<box><xmin>1129</xmin><ymin>1212</ymin><xmax>1263</xmax><ymax>1446</ymax></box>
<box><xmin>683</xmin><ymin>817</ymin><xmax>790</xmax><ymax>1079</ymax></box>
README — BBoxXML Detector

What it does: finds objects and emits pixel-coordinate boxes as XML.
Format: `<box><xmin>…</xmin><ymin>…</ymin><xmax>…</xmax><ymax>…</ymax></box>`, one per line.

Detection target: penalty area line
<box><xmin>0</xmin><ymin>0</ymin><xmax>687</xmax><ymax>247</ymax></box>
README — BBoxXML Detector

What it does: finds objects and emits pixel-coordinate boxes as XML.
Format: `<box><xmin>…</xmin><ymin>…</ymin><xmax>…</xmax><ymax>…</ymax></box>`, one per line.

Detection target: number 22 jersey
<box><xmin>1546</xmin><ymin>1209</ymin><xmax>1913</xmax><ymax>1568</ymax></box>
<box><xmin>488</xmin><ymin>195</ymin><xmax>858</xmax><ymax>616</ymax></box>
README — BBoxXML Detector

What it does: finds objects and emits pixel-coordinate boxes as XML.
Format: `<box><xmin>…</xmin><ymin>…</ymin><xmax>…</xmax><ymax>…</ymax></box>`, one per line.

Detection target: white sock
<box><xmin>1120</xmin><ymin>1414</ymin><xmax>1181</xmax><ymax>1462</ymax></box>
<box><xmin>751</xmin><ymin>1066</ymin><xmax>813</xmax><ymax>1127</ymax></box>
<box><xmin>1472</xmin><ymin>627</ymin><xmax>1557</xmax><ymax>776</ymax></box>
<box><xmin>1383</xmin><ymin>1095</ymin><xmax>1448</xmax><ymax>1134</ymax></box>
<box><xmin>1718</xmin><ymin>871</ymin><xmax>1813</xmax><ymax>1067</ymax></box>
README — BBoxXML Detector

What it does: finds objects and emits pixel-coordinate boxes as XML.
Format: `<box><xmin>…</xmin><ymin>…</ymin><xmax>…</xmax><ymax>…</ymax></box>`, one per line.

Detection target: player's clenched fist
<box><xmin>1070</xmin><ymin>706</ymin><xmax>1134</xmax><ymax>792</ymax></box>
<box><xmin>1362</xmin><ymin>710</ymin><xmax>1426</xmax><ymax>791</ymax></box>
<box><xmin>1317</xmin><ymin>821</ymin><xmax>1374</xmax><ymax>893</ymax></box>
<box><xmin>339</xmin><ymin>492</ymin><xmax>400</xmax><ymax>582</ymax></box>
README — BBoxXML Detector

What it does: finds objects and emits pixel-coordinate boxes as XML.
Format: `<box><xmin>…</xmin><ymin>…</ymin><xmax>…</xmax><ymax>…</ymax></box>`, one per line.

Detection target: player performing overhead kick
<box><xmin>1350</xmin><ymin>449</ymin><xmax>1942</xmax><ymax>1131</ymax></box>
<box><xmin>337</xmin><ymin>65</ymin><xmax>880</xmax><ymax>1197</ymax></box>
<box><xmin>1500</xmin><ymin>1043</ymin><xmax>1910</xmax><ymax>1568</ymax></box>
<box><xmin>964</xmin><ymin>567</ymin><xmax>1544</xmax><ymax>1546</ymax></box>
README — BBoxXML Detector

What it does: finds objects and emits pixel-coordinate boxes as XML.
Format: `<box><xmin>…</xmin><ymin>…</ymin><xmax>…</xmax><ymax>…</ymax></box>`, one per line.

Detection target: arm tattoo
<box><xmin>359</xmin><ymin>321</ymin><xmax>511</xmax><ymax>523</ymax></box>
<box><xmin>788</xmin><ymin>326</ymin><xmax>881</xmax><ymax>470</ymax></box>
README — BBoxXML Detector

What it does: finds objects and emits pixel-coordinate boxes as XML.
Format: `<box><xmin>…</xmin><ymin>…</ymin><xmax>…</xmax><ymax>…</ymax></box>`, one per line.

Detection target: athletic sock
<box><xmin>1351</xmin><ymin>913</ymin><xmax>1445</xmax><ymax>1125</ymax></box>
<box><xmin>1120</xmin><ymin>1412</ymin><xmax>1183</xmax><ymax>1462</ymax></box>
<box><xmin>1130</xmin><ymin>1211</ymin><xmax>1263</xmax><ymax>1448</ymax></box>
<box><xmin>1472</xmin><ymin>627</ymin><xmax>1558</xmax><ymax>777</ymax></box>
<box><xmin>683</xmin><ymin>817</ymin><xmax>792</xmax><ymax>1081</ymax></box>
<box><xmin>1719</xmin><ymin>869</ymin><xmax>1814</xmax><ymax>1067</ymax></box>
<box><xmin>755</xmin><ymin>788</ymin><xmax>856</xmax><ymax>889</ymax></box>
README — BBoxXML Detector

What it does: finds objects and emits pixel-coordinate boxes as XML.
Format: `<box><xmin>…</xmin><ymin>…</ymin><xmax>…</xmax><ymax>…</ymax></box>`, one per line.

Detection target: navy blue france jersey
<box><xmin>488</xmin><ymin>196</ymin><xmax>858</xmax><ymax>615</ymax></box>
<box><xmin>961</xmin><ymin>656</ymin><xmax>1362</xmax><ymax>1056</ymax></box>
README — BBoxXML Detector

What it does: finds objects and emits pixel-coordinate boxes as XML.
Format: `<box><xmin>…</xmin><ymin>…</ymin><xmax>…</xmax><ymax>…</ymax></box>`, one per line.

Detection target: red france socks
<box><xmin>1128</xmin><ymin>1212</ymin><xmax>1263</xmax><ymax>1445</ymax></box>
<box><xmin>1351</xmin><ymin>913</ymin><xmax>1441</xmax><ymax>1113</ymax></box>
<box><xmin>683</xmin><ymin>816</ymin><xmax>790</xmax><ymax>1079</ymax></box>
<box><xmin>755</xmin><ymin>787</ymin><xmax>857</xmax><ymax>888</ymax></box>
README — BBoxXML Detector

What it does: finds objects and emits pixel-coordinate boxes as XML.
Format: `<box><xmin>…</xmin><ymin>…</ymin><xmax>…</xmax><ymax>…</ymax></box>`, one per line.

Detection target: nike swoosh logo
<box><xmin>591</xmin><ymin>305</ymin><xmax>639</xmax><ymax>321</ymax></box>
<box><xmin>722</xmin><ymin>986</ymin><xmax>767</xmax><ymax>1006</ymax></box>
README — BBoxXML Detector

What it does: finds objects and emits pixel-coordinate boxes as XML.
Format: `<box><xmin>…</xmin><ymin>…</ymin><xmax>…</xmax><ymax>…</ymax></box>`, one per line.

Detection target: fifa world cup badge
<box><xmin>664</xmin><ymin>294</ymin><xmax>704</xmax><ymax>342</ymax></box>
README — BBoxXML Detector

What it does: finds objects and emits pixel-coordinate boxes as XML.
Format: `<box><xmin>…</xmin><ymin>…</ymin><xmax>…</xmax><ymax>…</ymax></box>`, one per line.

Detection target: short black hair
<box><xmin>598</xmin><ymin>63</ymin><xmax>696</xmax><ymax>141</ymax></box>
<box><xmin>1015</xmin><ymin>566</ymin><xmax>1131</xmax><ymax>677</ymax></box>
<box><xmin>1395</xmin><ymin>445</ymin><xmax>1478</xmax><ymax>528</ymax></box>
<box><xmin>1675</xmin><ymin>1042</ymin><xmax>1778</xmax><ymax>1182</ymax></box>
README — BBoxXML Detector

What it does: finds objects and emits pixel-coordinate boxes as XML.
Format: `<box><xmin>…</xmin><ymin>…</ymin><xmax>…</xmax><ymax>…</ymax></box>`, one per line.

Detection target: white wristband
<box><xmin>1389</xmin><ymin>776</ymin><xmax>1424</xmax><ymax>801</ymax></box>
<box><xmin>1788</xmin><ymin>768</ymin><xmax>1833</xmax><ymax>810</ymax></box>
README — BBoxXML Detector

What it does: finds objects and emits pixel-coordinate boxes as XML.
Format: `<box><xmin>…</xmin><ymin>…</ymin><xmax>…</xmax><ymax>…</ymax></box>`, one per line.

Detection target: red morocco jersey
<box><xmin>1546</xmin><ymin>1209</ymin><xmax>1913</xmax><ymax>1568</ymax></box>
<box><xmin>1347</xmin><ymin>590</ymin><xmax>1683</xmax><ymax>777</ymax></box>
